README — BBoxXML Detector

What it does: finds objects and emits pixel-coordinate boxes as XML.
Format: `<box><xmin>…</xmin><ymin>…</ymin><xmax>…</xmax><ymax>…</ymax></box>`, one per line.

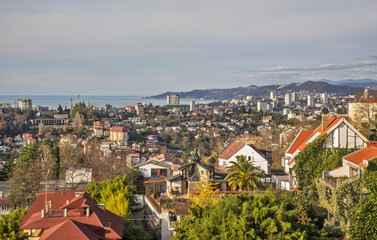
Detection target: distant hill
<box><xmin>148</xmin><ymin>80</ymin><xmax>367</xmax><ymax>100</ymax></box>
<box><xmin>317</xmin><ymin>78</ymin><xmax>377</xmax><ymax>88</ymax></box>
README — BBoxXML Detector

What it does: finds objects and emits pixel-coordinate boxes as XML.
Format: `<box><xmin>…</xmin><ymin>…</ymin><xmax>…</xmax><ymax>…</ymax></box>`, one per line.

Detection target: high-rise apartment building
<box><xmin>321</xmin><ymin>93</ymin><xmax>328</xmax><ymax>104</ymax></box>
<box><xmin>17</xmin><ymin>98</ymin><xmax>32</xmax><ymax>111</ymax></box>
<box><xmin>190</xmin><ymin>101</ymin><xmax>196</xmax><ymax>111</ymax></box>
<box><xmin>285</xmin><ymin>93</ymin><xmax>292</xmax><ymax>106</ymax></box>
<box><xmin>167</xmin><ymin>94</ymin><xmax>180</xmax><ymax>105</ymax></box>
<box><xmin>307</xmin><ymin>95</ymin><xmax>314</xmax><ymax>106</ymax></box>
<box><xmin>270</xmin><ymin>91</ymin><xmax>276</xmax><ymax>101</ymax></box>
<box><xmin>291</xmin><ymin>92</ymin><xmax>297</xmax><ymax>102</ymax></box>
<box><xmin>257</xmin><ymin>101</ymin><xmax>268</xmax><ymax>112</ymax></box>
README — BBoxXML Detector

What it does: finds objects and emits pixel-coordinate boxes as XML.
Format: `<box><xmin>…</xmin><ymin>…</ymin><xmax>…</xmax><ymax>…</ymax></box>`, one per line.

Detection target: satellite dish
<box><xmin>108</xmin><ymin>112</ymin><xmax>115</xmax><ymax>117</ymax></box>
<box><xmin>36</xmin><ymin>112</ymin><xmax>41</xmax><ymax>117</ymax></box>
<box><xmin>362</xmin><ymin>160</ymin><xmax>369</xmax><ymax>169</ymax></box>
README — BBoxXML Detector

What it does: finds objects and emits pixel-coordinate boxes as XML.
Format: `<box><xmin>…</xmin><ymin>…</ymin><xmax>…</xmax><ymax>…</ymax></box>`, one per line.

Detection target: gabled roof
<box><xmin>39</xmin><ymin>219</ymin><xmax>103</xmax><ymax>240</ymax></box>
<box><xmin>343</xmin><ymin>146</ymin><xmax>377</xmax><ymax>165</ymax></box>
<box><xmin>287</xmin><ymin>117</ymin><xmax>344</xmax><ymax>158</ymax></box>
<box><xmin>219</xmin><ymin>140</ymin><xmax>247</xmax><ymax>160</ymax></box>
<box><xmin>287</xmin><ymin>116</ymin><xmax>368</xmax><ymax>166</ymax></box>
<box><xmin>219</xmin><ymin>139</ymin><xmax>271</xmax><ymax>164</ymax></box>
<box><xmin>165</xmin><ymin>174</ymin><xmax>182</xmax><ymax>182</ymax></box>
<box><xmin>133</xmin><ymin>160</ymin><xmax>172</xmax><ymax>169</ymax></box>
<box><xmin>59</xmin><ymin>194</ymin><xmax>91</xmax><ymax>209</ymax></box>
<box><xmin>197</xmin><ymin>162</ymin><xmax>214</xmax><ymax>172</ymax></box>
<box><xmin>20</xmin><ymin>191</ymin><xmax>124</xmax><ymax>240</ymax></box>
<box><xmin>149</xmin><ymin>154</ymin><xmax>181</xmax><ymax>164</ymax></box>
<box><xmin>109</xmin><ymin>126</ymin><xmax>124</xmax><ymax>132</ymax></box>
<box><xmin>286</xmin><ymin>129</ymin><xmax>314</xmax><ymax>154</ymax></box>
<box><xmin>178</xmin><ymin>162</ymin><xmax>194</xmax><ymax>171</ymax></box>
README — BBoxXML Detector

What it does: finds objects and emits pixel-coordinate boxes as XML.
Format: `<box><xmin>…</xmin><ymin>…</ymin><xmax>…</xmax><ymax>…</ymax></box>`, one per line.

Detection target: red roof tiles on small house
<box><xmin>343</xmin><ymin>146</ymin><xmax>377</xmax><ymax>165</ymax></box>
<box><xmin>110</xmin><ymin>126</ymin><xmax>124</xmax><ymax>132</ymax></box>
<box><xmin>20</xmin><ymin>191</ymin><xmax>124</xmax><ymax>239</ymax></box>
<box><xmin>286</xmin><ymin>130</ymin><xmax>313</xmax><ymax>155</ymax></box>
<box><xmin>39</xmin><ymin>219</ymin><xmax>103</xmax><ymax>240</ymax></box>
<box><xmin>219</xmin><ymin>140</ymin><xmax>246</xmax><ymax>160</ymax></box>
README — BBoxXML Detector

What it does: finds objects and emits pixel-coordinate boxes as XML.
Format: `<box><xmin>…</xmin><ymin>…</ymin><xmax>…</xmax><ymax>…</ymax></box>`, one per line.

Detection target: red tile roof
<box><xmin>291</xmin><ymin>117</ymin><xmax>341</xmax><ymax>154</ymax></box>
<box><xmin>20</xmin><ymin>191</ymin><xmax>124</xmax><ymax>239</ymax></box>
<box><xmin>39</xmin><ymin>219</ymin><xmax>103</xmax><ymax>240</ymax></box>
<box><xmin>287</xmin><ymin>117</ymin><xmax>343</xmax><ymax>165</ymax></box>
<box><xmin>343</xmin><ymin>146</ymin><xmax>377</xmax><ymax>165</ymax></box>
<box><xmin>110</xmin><ymin>127</ymin><xmax>124</xmax><ymax>132</ymax></box>
<box><xmin>219</xmin><ymin>140</ymin><xmax>246</xmax><ymax>160</ymax></box>
<box><xmin>149</xmin><ymin>154</ymin><xmax>181</xmax><ymax>164</ymax></box>
<box><xmin>286</xmin><ymin>130</ymin><xmax>313</xmax><ymax>154</ymax></box>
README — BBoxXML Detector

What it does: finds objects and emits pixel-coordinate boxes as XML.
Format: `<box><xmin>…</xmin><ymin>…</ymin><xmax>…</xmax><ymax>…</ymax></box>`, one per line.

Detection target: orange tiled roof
<box><xmin>343</xmin><ymin>146</ymin><xmax>377</xmax><ymax>165</ymax></box>
<box><xmin>219</xmin><ymin>140</ymin><xmax>246</xmax><ymax>160</ymax></box>
<box><xmin>286</xmin><ymin>130</ymin><xmax>313</xmax><ymax>154</ymax></box>
<box><xmin>110</xmin><ymin>126</ymin><xmax>124</xmax><ymax>132</ymax></box>
<box><xmin>39</xmin><ymin>219</ymin><xmax>103</xmax><ymax>240</ymax></box>
<box><xmin>288</xmin><ymin>117</ymin><xmax>342</xmax><ymax>165</ymax></box>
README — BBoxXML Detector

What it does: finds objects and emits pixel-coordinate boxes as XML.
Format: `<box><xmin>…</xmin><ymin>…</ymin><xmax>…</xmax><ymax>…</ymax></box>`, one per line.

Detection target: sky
<box><xmin>1</xmin><ymin>0</ymin><xmax>377</xmax><ymax>95</ymax></box>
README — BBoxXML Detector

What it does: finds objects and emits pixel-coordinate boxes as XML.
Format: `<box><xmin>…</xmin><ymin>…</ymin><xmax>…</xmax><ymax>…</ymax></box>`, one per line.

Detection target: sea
<box><xmin>0</xmin><ymin>95</ymin><xmax>210</xmax><ymax>109</ymax></box>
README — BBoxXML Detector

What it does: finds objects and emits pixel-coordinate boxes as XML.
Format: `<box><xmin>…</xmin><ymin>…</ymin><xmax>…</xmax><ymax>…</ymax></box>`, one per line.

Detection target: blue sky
<box><xmin>1</xmin><ymin>0</ymin><xmax>377</xmax><ymax>95</ymax></box>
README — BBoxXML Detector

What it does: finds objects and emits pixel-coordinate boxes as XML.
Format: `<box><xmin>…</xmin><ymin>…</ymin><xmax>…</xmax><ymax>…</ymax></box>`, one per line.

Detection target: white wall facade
<box><xmin>219</xmin><ymin>145</ymin><xmax>270</xmax><ymax>173</ymax></box>
<box><xmin>139</xmin><ymin>163</ymin><xmax>172</xmax><ymax>178</ymax></box>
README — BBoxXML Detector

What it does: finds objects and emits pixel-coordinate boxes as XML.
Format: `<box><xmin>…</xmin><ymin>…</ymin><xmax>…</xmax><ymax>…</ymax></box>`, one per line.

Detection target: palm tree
<box><xmin>225</xmin><ymin>155</ymin><xmax>264</xmax><ymax>191</ymax></box>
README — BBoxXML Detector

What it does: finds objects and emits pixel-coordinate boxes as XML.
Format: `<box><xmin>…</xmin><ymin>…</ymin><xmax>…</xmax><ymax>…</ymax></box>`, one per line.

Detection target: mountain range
<box><xmin>147</xmin><ymin>79</ymin><xmax>377</xmax><ymax>101</ymax></box>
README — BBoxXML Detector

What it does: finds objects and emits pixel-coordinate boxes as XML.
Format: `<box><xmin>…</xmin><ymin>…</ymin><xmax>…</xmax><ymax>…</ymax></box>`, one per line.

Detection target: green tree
<box><xmin>0</xmin><ymin>208</ymin><xmax>28</xmax><ymax>240</ymax></box>
<box><xmin>0</xmin><ymin>153</ymin><xmax>16</xmax><ymax>181</ymax></box>
<box><xmin>86</xmin><ymin>175</ymin><xmax>133</xmax><ymax>218</ymax></box>
<box><xmin>225</xmin><ymin>155</ymin><xmax>264</xmax><ymax>191</ymax></box>
<box><xmin>294</xmin><ymin>135</ymin><xmax>349</xmax><ymax>189</ymax></box>
<box><xmin>57</xmin><ymin>104</ymin><xmax>63</xmax><ymax>114</ymax></box>
<box><xmin>9</xmin><ymin>144</ymin><xmax>43</xmax><ymax>205</ymax></box>
<box><xmin>52</xmin><ymin>146</ymin><xmax>60</xmax><ymax>179</ymax></box>
<box><xmin>122</xmin><ymin>221</ymin><xmax>149</xmax><ymax>240</ymax></box>
<box><xmin>350</xmin><ymin>158</ymin><xmax>377</xmax><ymax>239</ymax></box>
<box><xmin>173</xmin><ymin>192</ymin><xmax>329</xmax><ymax>240</ymax></box>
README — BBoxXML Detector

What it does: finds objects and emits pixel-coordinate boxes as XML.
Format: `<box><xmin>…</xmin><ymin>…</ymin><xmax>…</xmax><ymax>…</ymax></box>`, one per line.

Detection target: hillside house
<box><xmin>19</xmin><ymin>191</ymin><xmax>124</xmax><ymax>240</ymax></box>
<box><xmin>323</xmin><ymin>142</ymin><xmax>377</xmax><ymax>188</ymax></box>
<box><xmin>219</xmin><ymin>140</ymin><xmax>272</xmax><ymax>174</ymax></box>
<box><xmin>283</xmin><ymin>115</ymin><xmax>368</xmax><ymax>189</ymax></box>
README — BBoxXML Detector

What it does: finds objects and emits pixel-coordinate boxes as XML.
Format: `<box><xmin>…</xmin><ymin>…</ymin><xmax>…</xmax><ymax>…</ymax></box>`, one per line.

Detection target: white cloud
<box><xmin>1</xmin><ymin>0</ymin><xmax>377</xmax><ymax>93</ymax></box>
<box><xmin>247</xmin><ymin>61</ymin><xmax>377</xmax><ymax>83</ymax></box>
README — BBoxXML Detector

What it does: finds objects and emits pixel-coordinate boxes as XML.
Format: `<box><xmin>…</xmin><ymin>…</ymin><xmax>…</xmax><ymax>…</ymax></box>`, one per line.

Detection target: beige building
<box><xmin>109</xmin><ymin>126</ymin><xmax>128</xmax><ymax>142</ymax></box>
<box><xmin>349</xmin><ymin>101</ymin><xmax>377</xmax><ymax>123</ymax></box>
<box><xmin>135</xmin><ymin>103</ymin><xmax>144</xmax><ymax>115</ymax></box>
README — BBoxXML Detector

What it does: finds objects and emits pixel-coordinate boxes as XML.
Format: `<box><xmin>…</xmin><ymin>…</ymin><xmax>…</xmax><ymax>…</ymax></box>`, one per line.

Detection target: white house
<box><xmin>283</xmin><ymin>115</ymin><xmax>368</xmax><ymax>189</ymax></box>
<box><xmin>323</xmin><ymin>141</ymin><xmax>377</xmax><ymax>188</ymax></box>
<box><xmin>134</xmin><ymin>160</ymin><xmax>173</xmax><ymax>178</ymax></box>
<box><xmin>134</xmin><ymin>154</ymin><xmax>181</xmax><ymax>178</ymax></box>
<box><xmin>218</xmin><ymin>140</ymin><xmax>272</xmax><ymax>174</ymax></box>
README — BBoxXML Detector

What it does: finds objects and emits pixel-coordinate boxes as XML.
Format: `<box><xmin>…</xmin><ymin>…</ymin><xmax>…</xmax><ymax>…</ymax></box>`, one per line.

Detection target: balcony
<box><xmin>322</xmin><ymin>171</ymin><xmax>358</xmax><ymax>188</ymax></box>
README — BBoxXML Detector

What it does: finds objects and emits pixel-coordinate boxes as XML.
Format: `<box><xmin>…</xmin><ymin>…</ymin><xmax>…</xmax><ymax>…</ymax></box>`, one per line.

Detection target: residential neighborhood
<box><xmin>1</xmin><ymin>87</ymin><xmax>377</xmax><ymax>239</ymax></box>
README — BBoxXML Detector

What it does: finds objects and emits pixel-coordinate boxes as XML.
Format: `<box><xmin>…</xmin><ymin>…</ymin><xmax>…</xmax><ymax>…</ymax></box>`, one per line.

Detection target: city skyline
<box><xmin>1</xmin><ymin>0</ymin><xmax>377</xmax><ymax>95</ymax></box>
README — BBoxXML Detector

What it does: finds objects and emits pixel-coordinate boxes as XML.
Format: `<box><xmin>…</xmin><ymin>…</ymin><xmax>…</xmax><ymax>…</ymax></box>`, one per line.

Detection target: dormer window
<box><xmin>75</xmin><ymin>192</ymin><xmax>84</xmax><ymax>198</ymax></box>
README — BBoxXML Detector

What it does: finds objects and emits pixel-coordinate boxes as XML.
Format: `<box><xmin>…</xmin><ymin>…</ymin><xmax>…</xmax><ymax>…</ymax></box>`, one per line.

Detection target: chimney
<box><xmin>322</xmin><ymin>114</ymin><xmax>328</xmax><ymax>131</ymax></box>
<box><xmin>172</xmin><ymin>159</ymin><xmax>180</xmax><ymax>175</ymax></box>
<box><xmin>209</xmin><ymin>157</ymin><xmax>216</xmax><ymax>167</ymax></box>
<box><xmin>41</xmin><ymin>209</ymin><xmax>45</xmax><ymax>218</ymax></box>
<box><xmin>64</xmin><ymin>208</ymin><xmax>68</xmax><ymax>217</ymax></box>
<box><xmin>86</xmin><ymin>207</ymin><xmax>90</xmax><ymax>217</ymax></box>
<box><xmin>366</xmin><ymin>141</ymin><xmax>377</xmax><ymax>149</ymax></box>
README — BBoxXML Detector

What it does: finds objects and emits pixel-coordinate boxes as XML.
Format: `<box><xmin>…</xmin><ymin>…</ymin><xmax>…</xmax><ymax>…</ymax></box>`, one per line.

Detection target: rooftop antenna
<box><xmin>43</xmin><ymin>169</ymin><xmax>51</xmax><ymax>214</ymax></box>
